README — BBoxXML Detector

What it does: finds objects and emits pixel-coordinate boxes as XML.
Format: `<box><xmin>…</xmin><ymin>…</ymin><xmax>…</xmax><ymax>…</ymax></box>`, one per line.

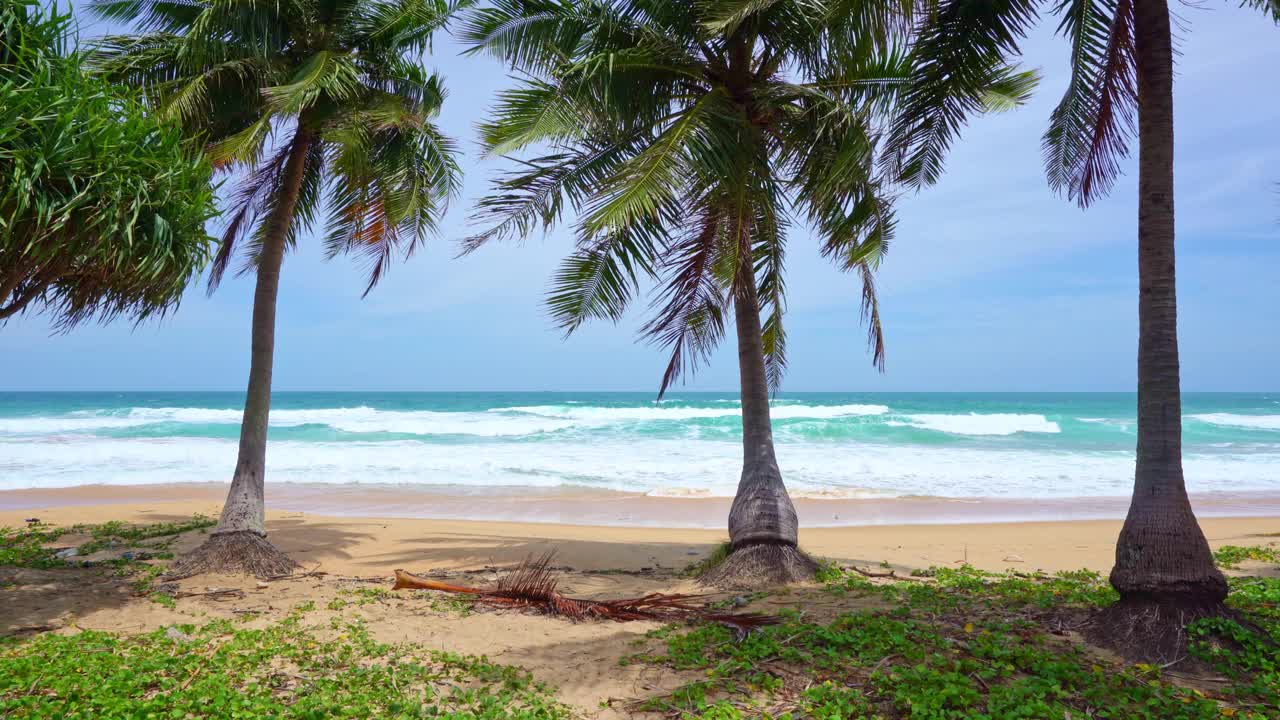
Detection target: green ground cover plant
<box><xmin>0</xmin><ymin>515</ymin><xmax>214</xmax><ymax>599</ymax></box>
<box><xmin>627</xmin><ymin>565</ymin><xmax>1280</xmax><ymax>719</ymax></box>
<box><xmin>1214</xmin><ymin>545</ymin><xmax>1280</xmax><ymax>570</ymax></box>
<box><xmin>5</xmin><ymin>519</ymin><xmax>1277</xmax><ymax>718</ymax></box>
<box><xmin>0</xmin><ymin>615</ymin><xmax>569</xmax><ymax>719</ymax></box>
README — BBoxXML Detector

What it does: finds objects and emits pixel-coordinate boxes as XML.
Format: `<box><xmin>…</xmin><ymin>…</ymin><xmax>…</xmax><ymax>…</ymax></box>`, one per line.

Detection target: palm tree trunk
<box><xmin>215</xmin><ymin>130</ymin><xmax>313</xmax><ymax>536</ymax></box>
<box><xmin>701</xmin><ymin>233</ymin><xmax>815</xmax><ymax>589</ymax></box>
<box><xmin>1094</xmin><ymin>0</ymin><xmax>1226</xmax><ymax>661</ymax></box>
<box><xmin>1109</xmin><ymin>0</ymin><xmax>1226</xmax><ymax>603</ymax></box>
<box><xmin>168</xmin><ymin>127</ymin><xmax>312</xmax><ymax>579</ymax></box>
<box><xmin>727</xmin><ymin>258</ymin><xmax>797</xmax><ymax>550</ymax></box>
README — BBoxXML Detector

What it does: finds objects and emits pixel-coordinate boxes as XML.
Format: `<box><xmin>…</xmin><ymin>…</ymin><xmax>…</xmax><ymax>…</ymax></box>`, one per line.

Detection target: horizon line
<box><xmin>3</xmin><ymin>389</ymin><xmax>1276</xmax><ymax>395</ymax></box>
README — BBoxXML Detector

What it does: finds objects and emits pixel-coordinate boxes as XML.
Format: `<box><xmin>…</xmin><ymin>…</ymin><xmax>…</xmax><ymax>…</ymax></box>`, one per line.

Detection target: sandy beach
<box><xmin>6</xmin><ymin>482</ymin><xmax>1280</xmax><ymax>529</ymax></box>
<box><xmin>3</xmin><ymin>496</ymin><xmax>1279</xmax><ymax>577</ymax></box>
<box><xmin>3</xmin><ymin>495</ymin><xmax>1278</xmax><ymax>717</ymax></box>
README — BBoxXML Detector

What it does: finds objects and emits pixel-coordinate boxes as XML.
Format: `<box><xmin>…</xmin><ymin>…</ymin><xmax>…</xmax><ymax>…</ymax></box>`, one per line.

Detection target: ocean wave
<box><xmin>497</xmin><ymin>403</ymin><xmax>890</xmax><ymax>421</ymax></box>
<box><xmin>3</xmin><ymin>404</ymin><xmax>1274</xmax><ymax>448</ymax></box>
<box><xmin>4</xmin><ymin>435</ymin><xmax>1278</xmax><ymax>498</ymax></box>
<box><xmin>0</xmin><ymin>402</ymin><xmax>888</xmax><ymax>438</ymax></box>
<box><xmin>1188</xmin><ymin>413</ymin><xmax>1280</xmax><ymax>431</ymax></box>
<box><xmin>0</xmin><ymin>406</ymin><xmax>577</xmax><ymax>437</ymax></box>
<box><xmin>889</xmin><ymin>413</ymin><xmax>1061</xmax><ymax>436</ymax></box>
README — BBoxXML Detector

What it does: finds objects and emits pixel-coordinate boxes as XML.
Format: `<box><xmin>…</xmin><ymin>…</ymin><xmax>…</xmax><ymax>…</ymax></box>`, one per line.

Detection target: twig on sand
<box><xmin>178</xmin><ymin>639</ymin><xmax>230</xmax><ymax>691</ymax></box>
<box><xmin>971</xmin><ymin>672</ymin><xmax>991</xmax><ymax>692</ymax></box>
<box><xmin>173</xmin><ymin>588</ymin><xmax>245</xmax><ymax>600</ymax></box>
<box><xmin>850</xmin><ymin>566</ymin><xmax>925</xmax><ymax>582</ymax></box>
<box><xmin>393</xmin><ymin>552</ymin><xmax>778</xmax><ymax>632</ymax></box>
<box><xmin>869</xmin><ymin>653</ymin><xmax>899</xmax><ymax>675</ymax></box>
<box><xmin>5</xmin><ymin>624</ymin><xmax>58</xmax><ymax>635</ymax></box>
<box><xmin>261</xmin><ymin>564</ymin><xmax>326</xmax><ymax>582</ymax></box>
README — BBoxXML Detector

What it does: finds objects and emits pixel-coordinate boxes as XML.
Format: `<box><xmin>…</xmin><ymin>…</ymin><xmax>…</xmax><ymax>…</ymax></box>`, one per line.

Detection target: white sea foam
<box><xmin>0</xmin><ymin>403</ymin><xmax>891</xmax><ymax>438</ymax></box>
<box><xmin>4</xmin><ymin>434</ymin><xmax>1278</xmax><ymax>498</ymax></box>
<box><xmin>0</xmin><ymin>416</ymin><xmax>155</xmax><ymax>433</ymax></box>
<box><xmin>0</xmin><ymin>406</ymin><xmax>577</xmax><ymax>437</ymax></box>
<box><xmin>894</xmin><ymin>413</ymin><xmax>1061</xmax><ymax>436</ymax></box>
<box><xmin>1188</xmin><ymin>413</ymin><xmax>1280</xmax><ymax>431</ymax></box>
<box><xmin>498</xmin><ymin>403</ymin><xmax>889</xmax><ymax>422</ymax></box>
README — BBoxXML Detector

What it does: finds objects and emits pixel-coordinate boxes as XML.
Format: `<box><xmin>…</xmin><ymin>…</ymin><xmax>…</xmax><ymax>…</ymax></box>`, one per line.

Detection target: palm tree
<box><xmin>90</xmin><ymin>0</ymin><xmax>463</xmax><ymax>577</ymax></box>
<box><xmin>1</xmin><ymin>0</ymin><xmax>216</xmax><ymax>327</ymax></box>
<box><xmin>461</xmin><ymin>0</ymin><xmax>1033</xmax><ymax>587</ymax></box>
<box><xmin>889</xmin><ymin>0</ymin><xmax>1279</xmax><ymax>658</ymax></box>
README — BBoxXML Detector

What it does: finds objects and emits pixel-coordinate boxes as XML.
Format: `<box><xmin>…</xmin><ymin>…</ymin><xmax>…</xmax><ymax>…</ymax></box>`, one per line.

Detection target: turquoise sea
<box><xmin>1</xmin><ymin>392</ymin><xmax>1278</xmax><ymax>500</ymax></box>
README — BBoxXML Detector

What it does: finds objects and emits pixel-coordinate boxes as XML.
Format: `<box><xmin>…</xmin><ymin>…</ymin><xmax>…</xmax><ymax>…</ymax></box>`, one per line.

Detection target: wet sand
<box><xmin>2</xmin><ymin>493</ymin><xmax>1278</xmax><ymax>575</ymax></box>
<box><xmin>3</xmin><ymin>482</ymin><xmax>1280</xmax><ymax>529</ymax></box>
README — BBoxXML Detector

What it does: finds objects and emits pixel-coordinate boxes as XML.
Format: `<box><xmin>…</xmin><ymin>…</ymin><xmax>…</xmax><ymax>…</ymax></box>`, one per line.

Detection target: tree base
<box><xmin>1087</xmin><ymin>593</ymin><xmax>1229</xmax><ymax>665</ymax></box>
<box><xmin>698</xmin><ymin>542</ymin><xmax>818</xmax><ymax>589</ymax></box>
<box><xmin>164</xmin><ymin>531</ymin><xmax>300</xmax><ymax>580</ymax></box>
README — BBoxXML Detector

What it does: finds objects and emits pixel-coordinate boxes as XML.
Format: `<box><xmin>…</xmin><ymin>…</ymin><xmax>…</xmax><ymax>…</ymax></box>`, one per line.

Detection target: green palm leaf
<box><xmin>91</xmin><ymin>0</ymin><xmax>465</xmax><ymax>295</ymax></box>
<box><xmin>467</xmin><ymin>0</ymin><xmax>1027</xmax><ymax>393</ymax></box>
<box><xmin>1044</xmin><ymin>0</ymin><xmax>1136</xmax><ymax>206</ymax></box>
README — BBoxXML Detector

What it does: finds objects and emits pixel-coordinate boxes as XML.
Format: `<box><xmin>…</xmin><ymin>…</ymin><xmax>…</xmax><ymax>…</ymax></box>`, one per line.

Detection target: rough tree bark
<box><xmin>1094</xmin><ymin>0</ymin><xmax>1227</xmax><ymax>661</ymax></box>
<box><xmin>167</xmin><ymin>128</ymin><xmax>313</xmax><ymax>579</ymax></box>
<box><xmin>701</xmin><ymin>233</ymin><xmax>817</xmax><ymax>589</ymax></box>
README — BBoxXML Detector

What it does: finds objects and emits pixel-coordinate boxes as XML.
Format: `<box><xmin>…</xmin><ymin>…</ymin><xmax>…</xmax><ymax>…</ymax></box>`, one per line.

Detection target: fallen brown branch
<box><xmin>850</xmin><ymin>566</ymin><xmax>926</xmax><ymax>582</ymax></box>
<box><xmin>4</xmin><ymin>624</ymin><xmax>58</xmax><ymax>635</ymax></box>
<box><xmin>260</xmin><ymin>567</ymin><xmax>327</xmax><ymax>582</ymax></box>
<box><xmin>393</xmin><ymin>553</ymin><xmax>777</xmax><ymax>632</ymax></box>
<box><xmin>173</xmin><ymin>588</ymin><xmax>245</xmax><ymax>600</ymax></box>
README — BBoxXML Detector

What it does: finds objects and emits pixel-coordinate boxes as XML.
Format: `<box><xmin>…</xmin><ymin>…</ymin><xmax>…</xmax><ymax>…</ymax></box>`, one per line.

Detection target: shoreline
<box><xmin>2</xmin><ymin>499</ymin><xmax>1277</xmax><ymax>576</ymax></box>
<box><xmin>3</xmin><ymin>482</ymin><xmax>1280</xmax><ymax>529</ymax></box>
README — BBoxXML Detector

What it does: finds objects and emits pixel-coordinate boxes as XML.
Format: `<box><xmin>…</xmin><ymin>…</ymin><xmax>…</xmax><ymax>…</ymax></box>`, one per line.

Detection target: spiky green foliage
<box><xmin>0</xmin><ymin>0</ymin><xmax>217</xmax><ymax>328</ymax></box>
<box><xmin>464</xmin><ymin>0</ymin><xmax>1030</xmax><ymax>396</ymax></box>
<box><xmin>884</xmin><ymin>0</ymin><xmax>1040</xmax><ymax>189</ymax></box>
<box><xmin>89</xmin><ymin>0</ymin><xmax>465</xmax><ymax>294</ymax></box>
<box><xmin>1243</xmin><ymin>0</ymin><xmax>1280</xmax><ymax>22</ymax></box>
<box><xmin>891</xmin><ymin>0</ymin><xmax>1278</xmax><ymax>204</ymax></box>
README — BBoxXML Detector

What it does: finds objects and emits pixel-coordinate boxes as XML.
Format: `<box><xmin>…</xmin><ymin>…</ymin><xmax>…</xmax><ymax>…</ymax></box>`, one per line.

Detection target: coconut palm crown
<box><xmin>462</xmin><ymin>0</ymin><xmax>1035</xmax><ymax>586</ymax></box>
<box><xmin>89</xmin><ymin>0</ymin><xmax>464</xmax><ymax>577</ymax></box>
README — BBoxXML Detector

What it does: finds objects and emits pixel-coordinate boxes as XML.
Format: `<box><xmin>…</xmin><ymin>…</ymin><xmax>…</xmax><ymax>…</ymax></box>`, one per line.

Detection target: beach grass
<box><xmin>2</xmin><ymin>518</ymin><xmax>1278</xmax><ymax>718</ymax></box>
<box><xmin>1213</xmin><ymin>544</ymin><xmax>1280</xmax><ymax>570</ymax></box>
<box><xmin>0</xmin><ymin>614</ymin><xmax>568</xmax><ymax>719</ymax></box>
<box><xmin>622</xmin><ymin>565</ymin><xmax>1280</xmax><ymax>718</ymax></box>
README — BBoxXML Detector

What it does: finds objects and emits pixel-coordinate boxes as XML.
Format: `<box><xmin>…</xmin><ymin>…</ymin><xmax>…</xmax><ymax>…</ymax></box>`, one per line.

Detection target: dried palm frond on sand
<box><xmin>393</xmin><ymin>552</ymin><xmax>777</xmax><ymax>632</ymax></box>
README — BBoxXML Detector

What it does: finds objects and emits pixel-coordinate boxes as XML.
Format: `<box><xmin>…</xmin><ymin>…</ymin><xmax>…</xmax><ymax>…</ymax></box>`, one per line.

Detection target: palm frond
<box><xmin>1044</xmin><ymin>0</ymin><xmax>1136</xmax><ymax>206</ymax></box>
<box><xmin>583</xmin><ymin>91</ymin><xmax>723</xmax><ymax>237</ymax></box>
<box><xmin>858</xmin><ymin>262</ymin><xmax>885</xmax><ymax>372</ymax></box>
<box><xmin>351</xmin><ymin>0</ymin><xmax>465</xmax><ymax>54</ymax></box>
<box><xmin>208</xmin><ymin>138</ymin><xmax>295</xmax><ymax>291</ymax></box>
<box><xmin>478</xmin><ymin>79</ymin><xmax>588</xmax><ymax>155</ymax></box>
<box><xmin>546</xmin><ymin>230</ymin><xmax>658</xmax><ymax>333</ymax></box>
<box><xmin>464</xmin><ymin>137</ymin><xmax>644</xmax><ymax>254</ymax></box>
<box><xmin>324</xmin><ymin>118</ymin><xmax>461</xmax><ymax>294</ymax></box>
<box><xmin>700</xmin><ymin>0</ymin><xmax>783</xmax><ymax>34</ymax></box>
<box><xmin>465</xmin><ymin>0</ymin><xmax>915</xmax><ymax>390</ymax></box>
<box><xmin>980</xmin><ymin>67</ymin><xmax>1040</xmax><ymax>111</ymax></box>
<box><xmin>885</xmin><ymin>0</ymin><xmax>1040</xmax><ymax>188</ymax></box>
<box><xmin>391</xmin><ymin>553</ymin><xmax>779</xmax><ymax>629</ymax></box>
<box><xmin>100</xmin><ymin>0</ymin><xmax>463</xmax><ymax>292</ymax></box>
<box><xmin>1241</xmin><ymin>0</ymin><xmax>1280</xmax><ymax>22</ymax></box>
<box><xmin>642</xmin><ymin>201</ymin><xmax>730</xmax><ymax>399</ymax></box>
<box><xmin>262</xmin><ymin>51</ymin><xmax>363</xmax><ymax>114</ymax></box>
<box><xmin>459</xmin><ymin>0</ymin><xmax>593</xmax><ymax>74</ymax></box>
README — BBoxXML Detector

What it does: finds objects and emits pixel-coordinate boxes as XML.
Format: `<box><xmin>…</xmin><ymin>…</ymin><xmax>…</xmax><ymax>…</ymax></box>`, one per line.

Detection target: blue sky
<box><xmin>3</xmin><ymin>3</ymin><xmax>1278</xmax><ymax>392</ymax></box>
